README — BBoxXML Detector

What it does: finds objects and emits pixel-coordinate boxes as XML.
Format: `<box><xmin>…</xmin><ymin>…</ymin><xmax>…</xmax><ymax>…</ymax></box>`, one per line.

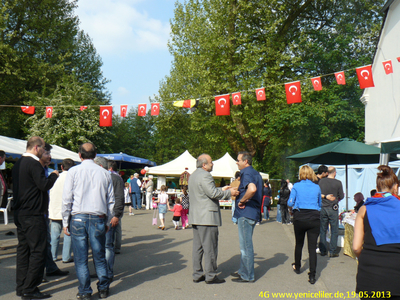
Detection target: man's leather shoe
<box><xmin>46</xmin><ymin>269</ymin><xmax>69</xmax><ymax>276</ymax></box>
<box><xmin>98</xmin><ymin>289</ymin><xmax>109</xmax><ymax>299</ymax></box>
<box><xmin>231</xmin><ymin>277</ymin><xmax>254</xmax><ymax>283</ymax></box>
<box><xmin>329</xmin><ymin>253</ymin><xmax>339</xmax><ymax>258</ymax></box>
<box><xmin>193</xmin><ymin>275</ymin><xmax>205</xmax><ymax>283</ymax></box>
<box><xmin>76</xmin><ymin>293</ymin><xmax>91</xmax><ymax>300</ymax></box>
<box><xmin>309</xmin><ymin>276</ymin><xmax>316</xmax><ymax>284</ymax></box>
<box><xmin>21</xmin><ymin>291</ymin><xmax>51</xmax><ymax>299</ymax></box>
<box><xmin>205</xmin><ymin>277</ymin><xmax>225</xmax><ymax>284</ymax></box>
<box><xmin>230</xmin><ymin>271</ymin><xmax>240</xmax><ymax>277</ymax></box>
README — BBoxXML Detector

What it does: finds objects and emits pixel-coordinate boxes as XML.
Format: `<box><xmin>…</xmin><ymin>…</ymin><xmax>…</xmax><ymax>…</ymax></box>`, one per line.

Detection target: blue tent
<box><xmin>96</xmin><ymin>152</ymin><xmax>156</xmax><ymax>169</ymax></box>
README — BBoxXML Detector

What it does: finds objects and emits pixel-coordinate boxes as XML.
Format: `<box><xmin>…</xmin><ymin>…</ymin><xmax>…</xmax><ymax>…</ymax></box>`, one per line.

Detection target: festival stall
<box><xmin>0</xmin><ymin>135</ymin><xmax>80</xmax><ymax>167</ymax></box>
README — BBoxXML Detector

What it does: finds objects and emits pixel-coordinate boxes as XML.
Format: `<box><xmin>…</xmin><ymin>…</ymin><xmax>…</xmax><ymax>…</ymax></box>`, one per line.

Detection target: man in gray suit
<box><xmin>189</xmin><ymin>154</ymin><xmax>239</xmax><ymax>284</ymax></box>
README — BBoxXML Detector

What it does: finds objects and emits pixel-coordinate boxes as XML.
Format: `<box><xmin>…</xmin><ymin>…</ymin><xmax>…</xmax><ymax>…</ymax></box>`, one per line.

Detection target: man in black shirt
<box><xmin>318</xmin><ymin>167</ymin><xmax>344</xmax><ymax>257</ymax></box>
<box><xmin>13</xmin><ymin>137</ymin><xmax>59</xmax><ymax>299</ymax></box>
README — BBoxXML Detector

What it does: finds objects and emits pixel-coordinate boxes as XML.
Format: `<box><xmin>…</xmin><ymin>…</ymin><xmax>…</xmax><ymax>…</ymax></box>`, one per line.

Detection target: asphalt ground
<box><xmin>0</xmin><ymin>207</ymin><xmax>360</xmax><ymax>300</ymax></box>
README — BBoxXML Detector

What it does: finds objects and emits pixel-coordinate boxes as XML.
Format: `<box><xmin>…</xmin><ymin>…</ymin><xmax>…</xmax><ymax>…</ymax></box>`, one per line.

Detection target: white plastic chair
<box><xmin>0</xmin><ymin>197</ymin><xmax>12</xmax><ymax>225</ymax></box>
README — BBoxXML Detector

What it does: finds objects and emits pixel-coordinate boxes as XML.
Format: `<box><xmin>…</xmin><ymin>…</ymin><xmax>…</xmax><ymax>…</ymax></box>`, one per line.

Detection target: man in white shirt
<box><xmin>62</xmin><ymin>143</ymin><xmax>114</xmax><ymax>300</ymax></box>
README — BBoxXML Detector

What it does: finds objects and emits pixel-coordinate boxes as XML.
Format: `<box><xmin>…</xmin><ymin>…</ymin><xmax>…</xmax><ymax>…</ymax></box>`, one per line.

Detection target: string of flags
<box><xmin>6</xmin><ymin>57</ymin><xmax>400</xmax><ymax>126</ymax></box>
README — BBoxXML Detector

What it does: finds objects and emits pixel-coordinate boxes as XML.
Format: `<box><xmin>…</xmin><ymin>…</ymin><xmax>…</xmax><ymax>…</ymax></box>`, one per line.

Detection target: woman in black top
<box><xmin>279</xmin><ymin>179</ymin><xmax>291</xmax><ymax>224</ymax></box>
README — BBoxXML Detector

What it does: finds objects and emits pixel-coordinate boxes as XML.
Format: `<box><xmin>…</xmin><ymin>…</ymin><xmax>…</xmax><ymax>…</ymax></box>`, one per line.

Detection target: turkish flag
<box><xmin>285</xmin><ymin>81</ymin><xmax>302</xmax><ymax>104</ymax></box>
<box><xmin>356</xmin><ymin>65</ymin><xmax>375</xmax><ymax>89</ymax></box>
<box><xmin>80</xmin><ymin>106</ymin><xmax>88</xmax><ymax>111</ymax></box>
<box><xmin>382</xmin><ymin>60</ymin><xmax>393</xmax><ymax>74</ymax></box>
<box><xmin>311</xmin><ymin>77</ymin><xmax>322</xmax><ymax>91</ymax></box>
<box><xmin>46</xmin><ymin>106</ymin><xmax>53</xmax><ymax>118</ymax></box>
<box><xmin>397</xmin><ymin>57</ymin><xmax>400</xmax><ymax>62</ymax></box>
<box><xmin>120</xmin><ymin>105</ymin><xmax>128</xmax><ymax>117</ymax></box>
<box><xmin>215</xmin><ymin>95</ymin><xmax>230</xmax><ymax>116</ymax></box>
<box><xmin>21</xmin><ymin>106</ymin><xmax>35</xmax><ymax>115</ymax></box>
<box><xmin>232</xmin><ymin>92</ymin><xmax>241</xmax><ymax>105</ymax></box>
<box><xmin>151</xmin><ymin>103</ymin><xmax>160</xmax><ymax>116</ymax></box>
<box><xmin>138</xmin><ymin>104</ymin><xmax>147</xmax><ymax>117</ymax></box>
<box><xmin>335</xmin><ymin>71</ymin><xmax>346</xmax><ymax>85</ymax></box>
<box><xmin>99</xmin><ymin>106</ymin><xmax>112</xmax><ymax>127</ymax></box>
<box><xmin>255</xmin><ymin>88</ymin><xmax>266</xmax><ymax>101</ymax></box>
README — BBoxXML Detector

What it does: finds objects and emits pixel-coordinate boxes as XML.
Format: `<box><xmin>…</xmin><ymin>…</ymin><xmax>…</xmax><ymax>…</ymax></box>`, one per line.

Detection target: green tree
<box><xmin>0</xmin><ymin>0</ymin><xmax>109</xmax><ymax>139</ymax></box>
<box><xmin>25</xmin><ymin>76</ymin><xmax>111</xmax><ymax>152</ymax></box>
<box><xmin>157</xmin><ymin>0</ymin><xmax>385</xmax><ymax>178</ymax></box>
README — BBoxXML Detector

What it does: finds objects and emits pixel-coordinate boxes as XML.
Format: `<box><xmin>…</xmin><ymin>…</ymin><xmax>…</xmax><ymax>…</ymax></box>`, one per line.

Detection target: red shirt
<box><xmin>170</xmin><ymin>204</ymin><xmax>182</xmax><ymax>217</ymax></box>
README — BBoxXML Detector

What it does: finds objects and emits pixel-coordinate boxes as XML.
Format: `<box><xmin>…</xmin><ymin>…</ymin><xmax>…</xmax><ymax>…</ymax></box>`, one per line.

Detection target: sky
<box><xmin>75</xmin><ymin>0</ymin><xmax>178</xmax><ymax>113</ymax></box>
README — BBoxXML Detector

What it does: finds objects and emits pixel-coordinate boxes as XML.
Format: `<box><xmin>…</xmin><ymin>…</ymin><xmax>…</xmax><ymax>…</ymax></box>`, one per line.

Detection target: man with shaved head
<box><xmin>13</xmin><ymin>136</ymin><xmax>59</xmax><ymax>299</ymax></box>
<box><xmin>189</xmin><ymin>153</ymin><xmax>239</xmax><ymax>284</ymax></box>
<box><xmin>62</xmin><ymin>142</ymin><xmax>115</xmax><ymax>299</ymax></box>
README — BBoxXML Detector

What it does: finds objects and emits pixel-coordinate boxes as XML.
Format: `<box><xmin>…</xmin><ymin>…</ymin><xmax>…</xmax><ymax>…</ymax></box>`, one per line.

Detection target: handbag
<box><xmin>152</xmin><ymin>207</ymin><xmax>158</xmax><ymax>225</ymax></box>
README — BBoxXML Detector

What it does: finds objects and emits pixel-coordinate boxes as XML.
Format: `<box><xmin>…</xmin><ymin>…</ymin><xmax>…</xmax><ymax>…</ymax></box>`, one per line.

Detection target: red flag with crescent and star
<box><xmin>120</xmin><ymin>105</ymin><xmax>128</xmax><ymax>117</ymax></box>
<box><xmin>382</xmin><ymin>60</ymin><xmax>393</xmax><ymax>75</ymax></box>
<box><xmin>46</xmin><ymin>106</ymin><xmax>53</xmax><ymax>118</ymax></box>
<box><xmin>80</xmin><ymin>106</ymin><xmax>88</xmax><ymax>111</ymax></box>
<box><xmin>138</xmin><ymin>104</ymin><xmax>147</xmax><ymax>117</ymax></box>
<box><xmin>99</xmin><ymin>106</ymin><xmax>112</xmax><ymax>127</ymax></box>
<box><xmin>335</xmin><ymin>71</ymin><xmax>346</xmax><ymax>85</ymax></box>
<box><xmin>285</xmin><ymin>81</ymin><xmax>302</xmax><ymax>104</ymax></box>
<box><xmin>255</xmin><ymin>88</ymin><xmax>266</xmax><ymax>101</ymax></box>
<box><xmin>311</xmin><ymin>77</ymin><xmax>322</xmax><ymax>91</ymax></box>
<box><xmin>356</xmin><ymin>65</ymin><xmax>375</xmax><ymax>89</ymax></box>
<box><xmin>151</xmin><ymin>103</ymin><xmax>160</xmax><ymax>116</ymax></box>
<box><xmin>21</xmin><ymin>106</ymin><xmax>35</xmax><ymax>115</ymax></box>
<box><xmin>215</xmin><ymin>95</ymin><xmax>230</xmax><ymax>116</ymax></box>
<box><xmin>232</xmin><ymin>92</ymin><xmax>241</xmax><ymax>105</ymax></box>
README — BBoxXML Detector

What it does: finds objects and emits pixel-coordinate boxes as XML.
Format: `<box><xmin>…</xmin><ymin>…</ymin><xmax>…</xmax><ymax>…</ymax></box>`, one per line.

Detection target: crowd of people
<box><xmin>4</xmin><ymin>137</ymin><xmax>400</xmax><ymax>299</ymax></box>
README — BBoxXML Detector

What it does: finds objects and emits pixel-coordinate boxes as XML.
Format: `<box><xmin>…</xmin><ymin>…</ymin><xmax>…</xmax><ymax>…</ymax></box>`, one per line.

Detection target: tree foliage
<box><xmin>0</xmin><ymin>0</ymin><xmax>109</xmax><ymax>141</ymax></box>
<box><xmin>155</xmin><ymin>0</ymin><xmax>385</xmax><ymax>178</ymax></box>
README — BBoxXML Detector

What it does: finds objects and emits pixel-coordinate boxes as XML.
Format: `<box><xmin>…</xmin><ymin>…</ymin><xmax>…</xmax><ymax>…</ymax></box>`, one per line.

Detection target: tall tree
<box><xmin>157</xmin><ymin>0</ymin><xmax>385</xmax><ymax>178</ymax></box>
<box><xmin>0</xmin><ymin>0</ymin><xmax>109</xmax><ymax>140</ymax></box>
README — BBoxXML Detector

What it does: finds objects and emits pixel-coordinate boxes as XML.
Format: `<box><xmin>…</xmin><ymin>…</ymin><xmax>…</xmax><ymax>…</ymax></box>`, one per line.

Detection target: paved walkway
<box><xmin>0</xmin><ymin>208</ymin><xmax>359</xmax><ymax>300</ymax></box>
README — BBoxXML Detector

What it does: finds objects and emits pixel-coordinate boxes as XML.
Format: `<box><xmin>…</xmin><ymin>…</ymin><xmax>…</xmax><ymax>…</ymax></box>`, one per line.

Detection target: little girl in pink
<box><xmin>170</xmin><ymin>198</ymin><xmax>183</xmax><ymax>230</ymax></box>
<box><xmin>180</xmin><ymin>186</ymin><xmax>189</xmax><ymax>229</ymax></box>
<box><xmin>154</xmin><ymin>185</ymin><xmax>170</xmax><ymax>230</ymax></box>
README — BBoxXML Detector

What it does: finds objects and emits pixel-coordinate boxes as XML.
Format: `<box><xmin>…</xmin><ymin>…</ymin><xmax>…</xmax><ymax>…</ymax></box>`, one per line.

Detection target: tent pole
<box><xmin>345</xmin><ymin>156</ymin><xmax>348</xmax><ymax>211</ymax></box>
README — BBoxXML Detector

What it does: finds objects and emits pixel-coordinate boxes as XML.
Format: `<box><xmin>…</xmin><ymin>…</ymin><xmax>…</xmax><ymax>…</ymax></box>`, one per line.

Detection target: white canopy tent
<box><xmin>148</xmin><ymin>150</ymin><xmax>269</xmax><ymax>188</ymax></box>
<box><xmin>0</xmin><ymin>135</ymin><xmax>80</xmax><ymax>167</ymax></box>
<box><xmin>211</xmin><ymin>152</ymin><xmax>269</xmax><ymax>180</ymax></box>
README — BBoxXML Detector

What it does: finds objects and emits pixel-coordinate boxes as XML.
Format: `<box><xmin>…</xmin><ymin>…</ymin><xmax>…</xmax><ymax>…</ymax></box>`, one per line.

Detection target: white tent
<box><xmin>0</xmin><ymin>135</ymin><xmax>80</xmax><ymax>165</ymax></box>
<box><xmin>147</xmin><ymin>150</ymin><xmax>196</xmax><ymax>176</ymax></box>
<box><xmin>211</xmin><ymin>152</ymin><xmax>269</xmax><ymax>180</ymax></box>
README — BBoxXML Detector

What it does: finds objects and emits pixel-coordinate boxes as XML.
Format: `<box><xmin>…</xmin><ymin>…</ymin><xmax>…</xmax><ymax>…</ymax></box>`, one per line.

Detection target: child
<box><xmin>170</xmin><ymin>198</ymin><xmax>183</xmax><ymax>230</ymax></box>
<box><xmin>154</xmin><ymin>185</ymin><xmax>170</xmax><ymax>230</ymax></box>
<box><xmin>124</xmin><ymin>182</ymin><xmax>134</xmax><ymax>216</ymax></box>
<box><xmin>179</xmin><ymin>186</ymin><xmax>189</xmax><ymax>229</ymax></box>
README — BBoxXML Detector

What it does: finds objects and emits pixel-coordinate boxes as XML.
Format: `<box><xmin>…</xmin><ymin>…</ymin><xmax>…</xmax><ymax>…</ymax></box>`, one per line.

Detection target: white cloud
<box><xmin>117</xmin><ymin>86</ymin><xmax>130</xmax><ymax>96</ymax></box>
<box><xmin>75</xmin><ymin>0</ymin><xmax>171</xmax><ymax>55</ymax></box>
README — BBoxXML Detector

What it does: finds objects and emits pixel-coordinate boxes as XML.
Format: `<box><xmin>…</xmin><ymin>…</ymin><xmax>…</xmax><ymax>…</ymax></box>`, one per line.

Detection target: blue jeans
<box><xmin>131</xmin><ymin>193</ymin><xmax>141</xmax><ymax>209</ymax></box>
<box><xmin>50</xmin><ymin>220</ymin><xmax>72</xmax><ymax>262</ymax></box>
<box><xmin>45</xmin><ymin>217</ymin><xmax>59</xmax><ymax>274</ymax></box>
<box><xmin>276</xmin><ymin>204</ymin><xmax>282</xmax><ymax>222</ymax></box>
<box><xmin>319</xmin><ymin>207</ymin><xmax>339</xmax><ymax>255</ymax></box>
<box><xmin>237</xmin><ymin>217</ymin><xmax>256</xmax><ymax>281</ymax></box>
<box><xmin>71</xmin><ymin>214</ymin><xmax>109</xmax><ymax>294</ymax></box>
<box><xmin>263</xmin><ymin>206</ymin><xmax>269</xmax><ymax>220</ymax></box>
<box><xmin>105</xmin><ymin>223</ymin><xmax>116</xmax><ymax>280</ymax></box>
<box><xmin>232</xmin><ymin>203</ymin><xmax>237</xmax><ymax>223</ymax></box>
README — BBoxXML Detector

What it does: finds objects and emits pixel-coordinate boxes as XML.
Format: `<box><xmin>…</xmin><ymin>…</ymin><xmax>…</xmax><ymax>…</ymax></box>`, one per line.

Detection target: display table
<box><xmin>341</xmin><ymin>212</ymin><xmax>357</xmax><ymax>259</ymax></box>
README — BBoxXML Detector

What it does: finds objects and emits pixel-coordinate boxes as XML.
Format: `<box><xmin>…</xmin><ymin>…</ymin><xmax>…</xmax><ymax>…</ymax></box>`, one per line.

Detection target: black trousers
<box><xmin>280</xmin><ymin>204</ymin><xmax>290</xmax><ymax>224</ymax></box>
<box><xmin>293</xmin><ymin>217</ymin><xmax>320</xmax><ymax>276</ymax></box>
<box><xmin>15</xmin><ymin>214</ymin><xmax>47</xmax><ymax>294</ymax></box>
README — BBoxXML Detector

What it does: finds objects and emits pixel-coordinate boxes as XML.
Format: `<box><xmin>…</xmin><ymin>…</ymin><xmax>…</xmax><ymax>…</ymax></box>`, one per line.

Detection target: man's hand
<box><xmin>51</xmin><ymin>170</ymin><xmax>59</xmax><ymax>176</ymax></box>
<box><xmin>238</xmin><ymin>199</ymin><xmax>247</xmax><ymax>209</ymax></box>
<box><xmin>222</xmin><ymin>185</ymin><xmax>231</xmax><ymax>191</ymax></box>
<box><xmin>110</xmin><ymin>217</ymin><xmax>119</xmax><ymax>227</ymax></box>
<box><xmin>326</xmin><ymin>194</ymin><xmax>336</xmax><ymax>201</ymax></box>
<box><xmin>230</xmin><ymin>187</ymin><xmax>239</xmax><ymax>197</ymax></box>
<box><xmin>63</xmin><ymin>227</ymin><xmax>70</xmax><ymax>236</ymax></box>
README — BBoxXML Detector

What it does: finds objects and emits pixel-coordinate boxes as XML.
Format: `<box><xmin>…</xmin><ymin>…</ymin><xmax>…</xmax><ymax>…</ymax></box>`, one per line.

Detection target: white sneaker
<box><xmin>129</xmin><ymin>213</ymin><xmax>134</xmax><ymax>216</ymax></box>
